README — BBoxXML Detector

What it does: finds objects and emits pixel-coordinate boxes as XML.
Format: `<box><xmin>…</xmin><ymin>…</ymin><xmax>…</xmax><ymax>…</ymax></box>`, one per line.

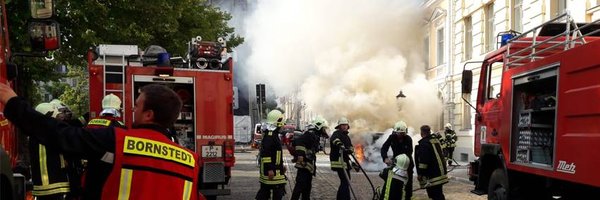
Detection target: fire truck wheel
<box><xmin>488</xmin><ymin>168</ymin><xmax>509</xmax><ymax>200</ymax></box>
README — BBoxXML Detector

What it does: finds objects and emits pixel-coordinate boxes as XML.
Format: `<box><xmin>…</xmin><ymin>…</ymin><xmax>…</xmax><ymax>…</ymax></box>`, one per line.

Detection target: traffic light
<box><xmin>255</xmin><ymin>84</ymin><xmax>266</xmax><ymax>104</ymax></box>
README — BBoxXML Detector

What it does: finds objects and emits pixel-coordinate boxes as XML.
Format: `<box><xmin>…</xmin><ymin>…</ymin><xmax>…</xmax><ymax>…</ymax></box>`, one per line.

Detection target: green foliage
<box><xmin>5</xmin><ymin>0</ymin><xmax>243</xmax><ymax>103</ymax></box>
<box><xmin>42</xmin><ymin>81</ymin><xmax>70</xmax><ymax>101</ymax></box>
<box><xmin>58</xmin><ymin>65</ymin><xmax>89</xmax><ymax>117</ymax></box>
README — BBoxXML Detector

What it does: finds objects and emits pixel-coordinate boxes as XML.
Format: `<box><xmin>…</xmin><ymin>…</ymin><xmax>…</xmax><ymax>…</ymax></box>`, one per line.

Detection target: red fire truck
<box><xmin>1</xmin><ymin>0</ymin><xmax>61</xmax><ymax>199</ymax></box>
<box><xmin>464</xmin><ymin>13</ymin><xmax>600</xmax><ymax>199</ymax></box>
<box><xmin>87</xmin><ymin>37</ymin><xmax>235</xmax><ymax>198</ymax></box>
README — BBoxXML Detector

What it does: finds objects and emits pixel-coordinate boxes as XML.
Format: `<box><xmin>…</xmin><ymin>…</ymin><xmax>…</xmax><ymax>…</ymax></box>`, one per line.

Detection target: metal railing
<box><xmin>505</xmin><ymin>12</ymin><xmax>600</xmax><ymax>67</ymax></box>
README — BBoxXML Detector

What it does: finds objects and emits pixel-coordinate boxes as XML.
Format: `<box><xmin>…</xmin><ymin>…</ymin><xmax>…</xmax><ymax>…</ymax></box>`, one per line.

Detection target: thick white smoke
<box><xmin>244</xmin><ymin>0</ymin><xmax>443</xmax><ymax>135</ymax></box>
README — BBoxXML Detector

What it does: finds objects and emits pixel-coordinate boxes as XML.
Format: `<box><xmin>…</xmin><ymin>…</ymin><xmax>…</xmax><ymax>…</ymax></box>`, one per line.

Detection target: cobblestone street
<box><xmin>222</xmin><ymin>147</ymin><xmax>486</xmax><ymax>200</ymax></box>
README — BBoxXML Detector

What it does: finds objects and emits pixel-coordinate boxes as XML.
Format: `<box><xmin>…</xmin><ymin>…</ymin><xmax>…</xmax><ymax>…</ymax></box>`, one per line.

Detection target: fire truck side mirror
<box><xmin>28</xmin><ymin>20</ymin><xmax>61</xmax><ymax>52</ymax></box>
<box><xmin>461</xmin><ymin>70</ymin><xmax>473</xmax><ymax>94</ymax></box>
<box><xmin>30</xmin><ymin>0</ymin><xmax>56</xmax><ymax>19</ymax></box>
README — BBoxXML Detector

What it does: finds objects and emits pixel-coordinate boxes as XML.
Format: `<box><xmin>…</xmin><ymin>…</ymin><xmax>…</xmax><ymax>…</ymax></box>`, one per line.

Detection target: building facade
<box><xmin>424</xmin><ymin>0</ymin><xmax>600</xmax><ymax>162</ymax></box>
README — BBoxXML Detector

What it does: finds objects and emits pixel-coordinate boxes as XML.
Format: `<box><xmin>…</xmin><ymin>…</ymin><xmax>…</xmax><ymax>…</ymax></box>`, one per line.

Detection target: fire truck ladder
<box><xmin>102</xmin><ymin>53</ymin><xmax>126</xmax><ymax>122</ymax></box>
<box><xmin>505</xmin><ymin>11</ymin><xmax>600</xmax><ymax>68</ymax></box>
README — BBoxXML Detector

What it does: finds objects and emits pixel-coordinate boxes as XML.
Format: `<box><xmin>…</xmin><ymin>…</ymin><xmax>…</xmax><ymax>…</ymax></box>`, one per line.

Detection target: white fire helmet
<box><xmin>312</xmin><ymin>116</ymin><xmax>327</xmax><ymax>130</ymax></box>
<box><xmin>49</xmin><ymin>99</ymin><xmax>67</xmax><ymax>110</ymax></box>
<box><xmin>335</xmin><ymin>117</ymin><xmax>350</xmax><ymax>129</ymax></box>
<box><xmin>35</xmin><ymin>102</ymin><xmax>59</xmax><ymax>118</ymax></box>
<box><xmin>445</xmin><ymin>123</ymin><xmax>452</xmax><ymax>129</ymax></box>
<box><xmin>394</xmin><ymin>154</ymin><xmax>410</xmax><ymax>171</ymax></box>
<box><xmin>102</xmin><ymin>93</ymin><xmax>122</xmax><ymax>110</ymax></box>
<box><xmin>393</xmin><ymin>121</ymin><xmax>407</xmax><ymax>133</ymax></box>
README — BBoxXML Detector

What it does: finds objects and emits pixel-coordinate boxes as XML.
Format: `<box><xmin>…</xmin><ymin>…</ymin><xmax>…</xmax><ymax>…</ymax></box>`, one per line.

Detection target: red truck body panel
<box><xmin>475</xmin><ymin>35</ymin><xmax>600</xmax><ymax>188</ymax></box>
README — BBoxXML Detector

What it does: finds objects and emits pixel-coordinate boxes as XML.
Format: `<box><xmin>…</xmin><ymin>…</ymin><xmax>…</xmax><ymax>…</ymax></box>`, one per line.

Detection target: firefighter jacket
<box><xmin>259</xmin><ymin>128</ymin><xmax>286</xmax><ymax>185</ymax></box>
<box><xmin>380</xmin><ymin>133</ymin><xmax>413</xmax><ymax>164</ymax></box>
<box><xmin>294</xmin><ymin>128</ymin><xmax>320</xmax><ymax>174</ymax></box>
<box><xmin>444</xmin><ymin>129</ymin><xmax>458</xmax><ymax>148</ymax></box>
<box><xmin>378</xmin><ymin>166</ymin><xmax>408</xmax><ymax>200</ymax></box>
<box><xmin>86</xmin><ymin>116</ymin><xmax>126</xmax><ymax>129</ymax></box>
<box><xmin>101</xmin><ymin>128</ymin><xmax>199</xmax><ymax>199</ymax></box>
<box><xmin>29</xmin><ymin>138</ymin><xmax>70</xmax><ymax>196</ymax></box>
<box><xmin>415</xmin><ymin>134</ymin><xmax>448</xmax><ymax>188</ymax></box>
<box><xmin>432</xmin><ymin>132</ymin><xmax>444</xmax><ymax>148</ymax></box>
<box><xmin>329</xmin><ymin>130</ymin><xmax>353</xmax><ymax>170</ymax></box>
<box><xmin>4</xmin><ymin>97</ymin><xmax>200</xmax><ymax>200</ymax></box>
<box><xmin>83</xmin><ymin>115</ymin><xmax>126</xmax><ymax>196</ymax></box>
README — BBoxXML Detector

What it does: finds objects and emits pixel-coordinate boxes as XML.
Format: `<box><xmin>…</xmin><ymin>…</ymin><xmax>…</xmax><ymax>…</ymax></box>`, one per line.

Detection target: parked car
<box><xmin>251</xmin><ymin>123</ymin><xmax>262</xmax><ymax>149</ymax></box>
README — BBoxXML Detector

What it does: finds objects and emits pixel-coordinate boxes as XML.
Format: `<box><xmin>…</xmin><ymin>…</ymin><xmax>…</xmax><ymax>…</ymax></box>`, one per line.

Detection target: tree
<box><xmin>58</xmin><ymin>65</ymin><xmax>89</xmax><ymax>117</ymax></box>
<box><xmin>6</xmin><ymin>0</ymin><xmax>243</xmax><ymax>102</ymax></box>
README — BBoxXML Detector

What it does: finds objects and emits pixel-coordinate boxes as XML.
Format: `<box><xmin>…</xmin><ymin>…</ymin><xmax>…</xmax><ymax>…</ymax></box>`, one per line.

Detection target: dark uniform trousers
<box><xmin>335</xmin><ymin>169</ymin><xmax>351</xmax><ymax>200</ymax></box>
<box><xmin>426</xmin><ymin>184</ymin><xmax>445</xmax><ymax>200</ymax></box>
<box><xmin>291</xmin><ymin>168</ymin><xmax>313</xmax><ymax>200</ymax></box>
<box><xmin>256</xmin><ymin>183</ymin><xmax>285</xmax><ymax>200</ymax></box>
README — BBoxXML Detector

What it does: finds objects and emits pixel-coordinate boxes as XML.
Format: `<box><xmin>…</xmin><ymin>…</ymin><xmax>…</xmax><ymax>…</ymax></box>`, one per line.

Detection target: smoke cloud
<box><xmin>244</xmin><ymin>0</ymin><xmax>443</xmax><ymax>134</ymax></box>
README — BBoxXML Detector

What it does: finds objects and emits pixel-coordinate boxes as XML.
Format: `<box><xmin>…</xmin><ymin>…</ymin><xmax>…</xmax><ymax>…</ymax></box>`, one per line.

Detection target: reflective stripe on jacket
<box><xmin>101</xmin><ymin>128</ymin><xmax>199</xmax><ymax>200</ymax></box>
<box><xmin>415</xmin><ymin>135</ymin><xmax>448</xmax><ymax>188</ymax></box>
<box><xmin>329</xmin><ymin>130</ymin><xmax>352</xmax><ymax>170</ymax></box>
<box><xmin>259</xmin><ymin>130</ymin><xmax>286</xmax><ymax>185</ymax></box>
<box><xmin>30</xmin><ymin>140</ymin><xmax>70</xmax><ymax>196</ymax></box>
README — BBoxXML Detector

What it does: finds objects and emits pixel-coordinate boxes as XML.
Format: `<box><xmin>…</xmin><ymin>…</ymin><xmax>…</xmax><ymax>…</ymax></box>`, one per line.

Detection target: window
<box><xmin>553</xmin><ymin>0</ymin><xmax>567</xmax><ymax>17</ymax></box>
<box><xmin>464</xmin><ymin>17</ymin><xmax>473</xmax><ymax>60</ymax></box>
<box><xmin>437</xmin><ymin>28</ymin><xmax>445</xmax><ymax>65</ymax></box>
<box><xmin>513</xmin><ymin>0</ymin><xmax>523</xmax><ymax>32</ymax></box>
<box><xmin>485</xmin><ymin>3</ymin><xmax>495</xmax><ymax>52</ymax></box>
<box><xmin>424</xmin><ymin>36</ymin><xmax>430</xmax><ymax>68</ymax></box>
<box><xmin>485</xmin><ymin>62</ymin><xmax>503</xmax><ymax>100</ymax></box>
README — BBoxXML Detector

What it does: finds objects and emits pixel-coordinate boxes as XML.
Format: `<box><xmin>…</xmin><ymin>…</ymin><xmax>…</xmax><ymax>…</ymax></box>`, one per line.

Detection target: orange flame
<box><xmin>354</xmin><ymin>143</ymin><xmax>365</xmax><ymax>164</ymax></box>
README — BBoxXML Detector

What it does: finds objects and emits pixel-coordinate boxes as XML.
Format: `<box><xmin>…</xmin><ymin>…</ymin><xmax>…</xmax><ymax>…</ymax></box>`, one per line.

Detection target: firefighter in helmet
<box><xmin>30</xmin><ymin>103</ymin><xmax>71</xmax><ymax>200</ymax></box>
<box><xmin>86</xmin><ymin>93</ymin><xmax>126</xmax><ymax>129</ymax></box>
<box><xmin>49</xmin><ymin>99</ymin><xmax>87</xmax><ymax>198</ymax></box>
<box><xmin>81</xmin><ymin>94</ymin><xmax>126</xmax><ymax>196</ymax></box>
<box><xmin>290</xmin><ymin>118</ymin><xmax>322</xmax><ymax>200</ymax></box>
<box><xmin>443</xmin><ymin>123</ymin><xmax>458</xmax><ymax>166</ymax></box>
<box><xmin>329</xmin><ymin>117</ymin><xmax>354</xmax><ymax>200</ymax></box>
<box><xmin>378</xmin><ymin>154</ymin><xmax>411</xmax><ymax>200</ymax></box>
<box><xmin>415</xmin><ymin>125</ymin><xmax>448</xmax><ymax>200</ymax></box>
<box><xmin>255</xmin><ymin>110</ymin><xmax>287</xmax><ymax>200</ymax></box>
<box><xmin>380</xmin><ymin>121</ymin><xmax>414</xmax><ymax>199</ymax></box>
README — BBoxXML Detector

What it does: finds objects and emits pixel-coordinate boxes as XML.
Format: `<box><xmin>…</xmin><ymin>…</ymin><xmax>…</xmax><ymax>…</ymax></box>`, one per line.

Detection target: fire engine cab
<box><xmin>87</xmin><ymin>36</ymin><xmax>235</xmax><ymax>198</ymax></box>
<box><xmin>463</xmin><ymin>13</ymin><xmax>600</xmax><ymax>199</ymax></box>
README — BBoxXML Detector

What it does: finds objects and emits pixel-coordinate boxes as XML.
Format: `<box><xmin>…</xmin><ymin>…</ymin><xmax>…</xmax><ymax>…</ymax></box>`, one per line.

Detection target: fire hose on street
<box><xmin>341</xmin><ymin>147</ymin><xmax>379</xmax><ymax>200</ymax></box>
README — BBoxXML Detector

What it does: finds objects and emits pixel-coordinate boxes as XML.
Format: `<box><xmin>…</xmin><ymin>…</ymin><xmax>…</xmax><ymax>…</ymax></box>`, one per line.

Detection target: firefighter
<box><xmin>0</xmin><ymin>83</ymin><xmax>201</xmax><ymax>200</ymax></box>
<box><xmin>415</xmin><ymin>125</ymin><xmax>448</xmax><ymax>200</ymax></box>
<box><xmin>49</xmin><ymin>99</ymin><xmax>86</xmax><ymax>199</ymax></box>
<box><xmin>329</xmin><ymin>117</ymin><xmax>354</xmax><ymax>200</ymax></box>
<box><xmin>82</xmin><ymin>94</ymin><xmax>126</xmax><ymax>198</ymax></box>
<box><xmin>378</xmin><ymin>154</ymin><xmax>410</xmax><ymax>200</ymax></box>
<box><xmin>380</xmin><ymin>120</ymin><xmax>414</xmax><ymax>199</ymax></box>
<box><xmin>290</xmin><ymin>119</ymin><xmax>322</xmax><ymax>200</ymax></box>
<box><xmin>255</xmin><ymin>110</ymin><xmax>287</xmax><ymax>200</ymax></box>
<box><xmin>30</xmin><ymin>102</ymin><xmax>70</xmax><ymax>200</ymax></box>
<box><xmin>443</xmin><ymin>123</ymin><xmax>458</xmax><ymax>166</ymax></box>
<box><xmin>86</xmin><ymin>93</ymin><xmax>126</xmax><ymax>129</ymax></box>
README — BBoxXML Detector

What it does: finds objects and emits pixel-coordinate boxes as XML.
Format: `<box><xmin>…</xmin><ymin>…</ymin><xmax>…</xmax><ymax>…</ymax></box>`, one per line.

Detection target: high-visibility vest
<box><xmin>101</xmin><ymin>128</ymin><xmax>199</xmax><ymax>200</ymax></box>
<box><xmin>86</xmin><ymin>116</ymin><xmax>124</xmax><ymax>129</ymax></box>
